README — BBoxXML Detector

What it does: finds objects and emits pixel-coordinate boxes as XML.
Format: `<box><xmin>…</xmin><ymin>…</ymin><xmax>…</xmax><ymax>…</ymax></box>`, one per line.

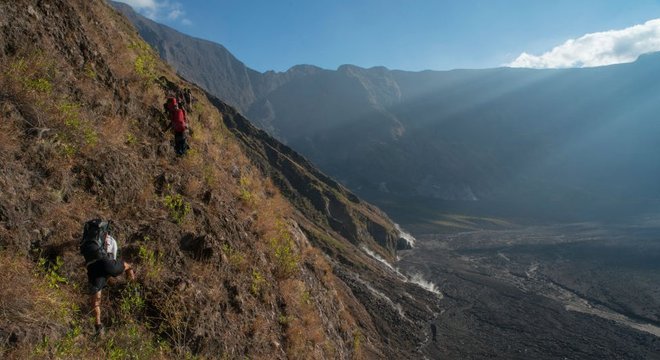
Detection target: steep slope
<box><xmin>0</xmin><ymin>1</ymin><xmax>440</xmax><ymax>358</ymax></box>
<box><xmin>116</xmin><ymin>7</ymin><xmax>660</xmax><ymax>224</ymax></box>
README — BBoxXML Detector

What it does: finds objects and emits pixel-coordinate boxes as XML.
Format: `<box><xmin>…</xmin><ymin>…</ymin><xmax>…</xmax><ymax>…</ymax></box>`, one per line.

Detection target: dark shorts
<box><xmin>87</xmin><ymin>259</ymin><xmax>126</xmax><ymax>293</ymax></box>
<box><xmin>174</xmin><ymin>131</ymin><xmax>189</xmax><ymax>155</ymax></box>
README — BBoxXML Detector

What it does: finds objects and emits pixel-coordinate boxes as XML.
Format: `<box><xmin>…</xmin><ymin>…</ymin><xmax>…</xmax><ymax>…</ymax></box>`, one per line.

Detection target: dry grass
<box><xmin>0</xmin><ymin>0</ymin><xmax>385</xmax><ymax>358</ymax></box>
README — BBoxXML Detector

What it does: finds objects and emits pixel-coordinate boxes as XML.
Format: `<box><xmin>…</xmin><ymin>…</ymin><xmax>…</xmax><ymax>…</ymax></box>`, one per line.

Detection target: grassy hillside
<box><xmin>0</xmin><ymin>1</ymin><xmax>440</xmax><ymax>358</ymax></box>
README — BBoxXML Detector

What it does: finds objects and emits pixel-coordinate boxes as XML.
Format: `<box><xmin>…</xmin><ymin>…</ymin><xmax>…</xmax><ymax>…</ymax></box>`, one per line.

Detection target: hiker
<box><xmin>431</xmin><ymin>323</ymin><xmax>437</xmax><ymax>342</ymax></box>
<box><xmin>80</xmin><ymin>219</ymin><xmax>135</xmax><ymax>335</ymax></box>
<box><xmin>176</xmin><ymin>88</ymin><xmax>186</xmax><ymax>111</ymax></box>
<box><xmin>164</xmin><ymin>96</ymin><xmax>177</xmax><ymax>116</ymax></box>
<box><xmin>166</xmin><ymin>97</ymin><xmax>189</xmax><ymax>156</ymax></box>
<box><xmin>183</xmin><ymin>88</ymin><xmax>193</xmax><ymax>112</ymax></box>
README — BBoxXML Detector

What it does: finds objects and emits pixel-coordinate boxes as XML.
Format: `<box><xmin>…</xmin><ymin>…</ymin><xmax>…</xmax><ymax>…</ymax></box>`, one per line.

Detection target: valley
<box><xmin>398</xmin><ymin>219</ymin><xmax>660</xmax><ymax>359</ymax></box>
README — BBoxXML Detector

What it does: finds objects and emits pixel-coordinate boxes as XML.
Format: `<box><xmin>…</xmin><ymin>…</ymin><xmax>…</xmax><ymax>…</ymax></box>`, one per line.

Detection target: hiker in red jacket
<box><xmin>167</xmin><ymin>97</ymin><xmax>189</xmax><ymax>155</ymax></box>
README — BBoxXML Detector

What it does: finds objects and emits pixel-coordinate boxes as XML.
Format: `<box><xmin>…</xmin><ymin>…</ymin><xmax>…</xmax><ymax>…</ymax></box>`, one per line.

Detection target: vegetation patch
<box><xmin>163</xmin><ymin>192</ymin><xmax>191</xmax><ymax>224</ymax></box>
<box><xmin>129</xmin><ymin>41</ymin><xmax>158</xmax><ymax>82</ymax></box>
<box><xmin>36</xmin><ymin>255</ymin><xmax>68</xmax><ymax>289</ymax></box>
<box><xmin>138</xmin><ymin>243</ymin><xmax>163</xmax><ymax>280</ymax></box>
<box><xmin>250</xmin><ymin>269</ymin><xmax>266</xmax><ymax>298</ymax></box>
<box><xmin>270</xmin><ymin>221</ymin><xmax>300</xmax><ymax>278</ymax></box>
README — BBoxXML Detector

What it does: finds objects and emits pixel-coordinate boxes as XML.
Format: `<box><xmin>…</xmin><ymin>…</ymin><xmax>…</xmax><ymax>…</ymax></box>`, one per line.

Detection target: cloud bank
<box><xmin>116</xmin><ymin>0</ymin><xmax>191</xmax><ymax>25</ymax></box>
<box><xmin>508</xmin><ymin>18</ymin><xmax>660</xmax><ymax>69</ymax></box>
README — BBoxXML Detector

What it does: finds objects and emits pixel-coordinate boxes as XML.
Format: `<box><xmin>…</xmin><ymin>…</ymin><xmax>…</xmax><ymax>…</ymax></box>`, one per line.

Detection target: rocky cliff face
<box><xmin>0</xmin><ymin>1</ymin><xmax>441</xmax><ymax>358</ymax></box>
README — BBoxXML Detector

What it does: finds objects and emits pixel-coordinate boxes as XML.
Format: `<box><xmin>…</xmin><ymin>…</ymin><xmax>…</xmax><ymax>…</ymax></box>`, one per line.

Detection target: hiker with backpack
<box><xmin>80</xmin><ymin>219</ymin><xmax>135</xmax><ymax>335</ymax></box>
<box><xmin>164</xmin><ymin>95</ymin><xmax>177</xmax><ymax>115</ymax></box>
<box><xmin>165</xmin><ymin>96</ymin><xmax>189</xmax><ymax>156</ymax></box>
<box><xmin>183</xmin><ymin>88</ymin><xmax>193</xmax><ymax>112</ymax></box>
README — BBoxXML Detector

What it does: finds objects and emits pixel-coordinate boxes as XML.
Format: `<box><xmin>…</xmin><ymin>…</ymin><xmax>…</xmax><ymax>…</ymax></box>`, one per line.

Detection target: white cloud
<box><xmin>119</xmin><ymin>0</ymin><xmax>158</xmax><ymax>9</ymax></box>
<box><xmin>115</xmin><ymin>0</ymin><xmax>191</xmax><ymax>25</ymax></box>
<box><xmin>167</xmin><ymin>9</ymin><xmax>183</xmax><ymax>20</ymax></box>
<box><xmin>508</xmin><ymin>18</ymin><xmax>660</xmax><ymax>69</ymax></box>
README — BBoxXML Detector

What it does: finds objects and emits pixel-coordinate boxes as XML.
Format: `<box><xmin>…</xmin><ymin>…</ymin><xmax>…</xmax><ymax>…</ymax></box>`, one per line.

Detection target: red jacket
<box><xmin>170</xmin><ymin>108</ymin><xmax>187</xmax><ymax>133</ymax></box>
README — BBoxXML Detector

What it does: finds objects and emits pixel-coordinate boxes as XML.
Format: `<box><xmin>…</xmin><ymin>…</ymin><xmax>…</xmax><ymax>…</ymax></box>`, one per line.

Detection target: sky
<box><xmin>116</xmin><ymin>0</ymin><xmax>660</xmax><ymax>72</ymax></box>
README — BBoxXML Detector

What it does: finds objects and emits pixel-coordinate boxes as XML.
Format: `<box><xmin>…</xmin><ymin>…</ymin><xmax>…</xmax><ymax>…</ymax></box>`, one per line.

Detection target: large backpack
<box><xmin>170</xmin><ymin>108</ymin><xmax>187</xmax><ymax>133</ymax></box>
<box><xmin>80</xmin><ymin>219</ymin><xmax>110</xmax><ymax>264</ymax></box>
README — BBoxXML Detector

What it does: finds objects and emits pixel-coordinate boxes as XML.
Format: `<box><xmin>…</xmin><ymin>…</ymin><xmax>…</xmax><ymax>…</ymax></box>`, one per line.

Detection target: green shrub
<box><xmin>24</xmin><ymin>77</ymin><xmax>52</xmax><ymax>94</ymax></box>
<box><xmin>104</xmin><ymin>324</ymin><xmax>163</xmax><ymax>360</ymax></box>
<box><xmin>270</xmin><ymin>222</ymin><xmax>299</xmax><ymax>278</ymax></box>
<box><xmin>37</xmin><ymin>256</ymin><xmax>67</xmax><ymax>289</ymax></box>
<box><xmin>163</xmin><ymin>193</ymin><xmax>191</xmax><ymax>224</ymax></box>
<box><xmin>54</xmin><ymin>322</ymin><xmax>82</xmax><ymax>358</ymax></box>
<box><xmin>58</xmin><ymin>102</ymin><xmax>81</xmax><ymax>129</ymax></box>
<box><xmin>126</xmin><ymin>132</ymin><xmax>137</xmax><ymax>145</ymax></box>
<box><xmin>221</xmin><ymin>243</ymin><xmax>245</xmax><ymax>269</ymax></box>
<box><xmin>239</xmin><ymin>176</ymin><xmax>254</xmax><ymax>204</ymax></box>
<box><xmin>251</xmin><ymin>269</ymin><xmax>265</xmax><ymax>297</ymax></box>
<box><xmin>138</xmin><ymin>244</ymin><xmax>162</xmax><ymax>278</ymax></box>
<box><xmin>353</xmin><ymin>329</ymin><xmax>363</xmax><ymax>355</ymax></box>
<box><xmin>57</xmin><ymin>101</ymin><xmax>98</xmax><ymax>148</ymax></box>
<box><xmin>129</xmin><ymin>41</ymin><xmax>157</xmax><ymax>81</ymax></box>
<box><xmin>59</xmin><ymin>141</ymin><xmax>77</xmax><ymax>157</ymax></box>
<box><xmin>278</xmin><ymin>314</ymin><xmax>290</xmax><ymax>326</ymax></box>
<box><xmin>84</xmin><ymin>63</ymin><xmax>96</xmax><ymax>79</ymax></box>
<box><xmin>301</xmin><ymin>290</ymin><xmax>312</xmax><ymax>305</ymax></box>
<box><xmin>119</xmin><ymin>283</ymin><xmax>145</xmax><ymax>319</ymax></box>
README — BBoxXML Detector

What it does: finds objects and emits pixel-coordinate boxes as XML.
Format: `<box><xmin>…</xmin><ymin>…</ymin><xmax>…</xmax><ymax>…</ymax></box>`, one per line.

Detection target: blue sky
<box><xmin>117</xmin><ymin>0</ymin><xmax>660</xmax><ymax>72</ymax></box>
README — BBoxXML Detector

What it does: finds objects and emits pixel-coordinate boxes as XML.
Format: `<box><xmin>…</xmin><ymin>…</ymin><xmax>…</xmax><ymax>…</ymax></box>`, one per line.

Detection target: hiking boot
<box><xmin>95</xmin><ymin>324</ymin><xmax>105</xmax><ymax>336</ymax></box>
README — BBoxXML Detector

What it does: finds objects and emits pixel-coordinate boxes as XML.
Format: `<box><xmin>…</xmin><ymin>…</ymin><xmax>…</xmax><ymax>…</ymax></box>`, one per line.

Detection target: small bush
<box><xmin>24</xmin><ymin>77</ymin><xmax>53</xmax><ymax>94</ymax></box>
<box><xmin>126</xmin><ymin>132</ymin><xmax>137</xmax><ymax>145</ymax></box>
<box><xmin>221</xmin><ymin>244</ymin><xmax>246</xmax><ymax>269</ymax></box>
<box><xmin>163</xmin><ymin>193</ymin><xmax>191</xmax><ymax>224</ymax></box>
<box><xmin>251</xmin><ymin>269</ymin><xmax>265</xmax><ymax>298</ymax></box>
<box><xmin>129</xmin><ymin>41</ymin><xmax>157</xmax><ymax>81</ymax></box>
<box><xmin>239</xmin><ymin>176</ymin><xmax>255</xmax><ymax>204</ymax></box>
<box><xmin>56</xmin><ymin>101</ymin><xmax>98</xmax><ymax>149</ymax></box>
<box><xmin>84</xmin><ymin>63</ymin><xmax>96</xmax><ymax>79</ymax></box>
<box><xmin>58</xmin><ymin>102</ymin><xmax>81</xmax><ymax>129</ymax></box>
<box><xmin>353</xmin><ymin>329</ymin><xmax>363</xmax><ymax>358</ymax></box>
<box><xmin>138</xmin><ymin>244</ymin><xmax>162</xmax><ymax>279</ymax></box>
<box><xmin>119</xmin><ymin>282</ymin><xmax>145</xmax><ymax>319</ymax></box>
<box><xmin>36</xmin><ymin>256</ymin><xmax>68</xmax><ymax>289</ymax></box>
<box><xmin>104</xmin><ymin>323</ymin><xmax>164</xmax><ymax>360</ymax></box>
<box><xmin>270</xmin><ymin>221</ymin><xmax>299</xmax><ymax>278</ymax></box>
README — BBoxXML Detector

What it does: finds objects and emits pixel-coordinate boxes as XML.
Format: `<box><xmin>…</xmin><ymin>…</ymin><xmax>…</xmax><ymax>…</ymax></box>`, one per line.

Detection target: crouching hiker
<box><xmin>165</xmin><ymin>97</ymin><xmax>189</xmax><ymax>156</ymax></box>
<box><xmin>80</xmin><ymin>219</ymin><xmax>135</xmax><ymax>335</ymax></box>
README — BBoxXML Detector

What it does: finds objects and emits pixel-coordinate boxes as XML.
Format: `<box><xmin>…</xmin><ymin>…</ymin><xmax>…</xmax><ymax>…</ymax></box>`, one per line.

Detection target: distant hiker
<box><xmin>183</xmin><ymin>88</ymin><xmax>193</xmax><ymax>112</ymax></box>
<box><xmin>176</xmin><ymin>88</ymin><xmax>186</xmax><ymax>110</ymax></box>
<box><xmin>166</xmin><ymin>97</ymin><xmax>189</xmax><ymax>156</ymax></box>
<box><xmin>431</xmin><ymin>323</ymin><xmax>437</xmax><ymax>342</ymax></box>
<box><xmin>164</xmin><ymin>96</ymin><xmax>177</xmax><ymax>115</ymax></box>
<box><xmin>80</xmin><ymin>219</ymin><xmax>135</xmax><ymax>335</ymax></box>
